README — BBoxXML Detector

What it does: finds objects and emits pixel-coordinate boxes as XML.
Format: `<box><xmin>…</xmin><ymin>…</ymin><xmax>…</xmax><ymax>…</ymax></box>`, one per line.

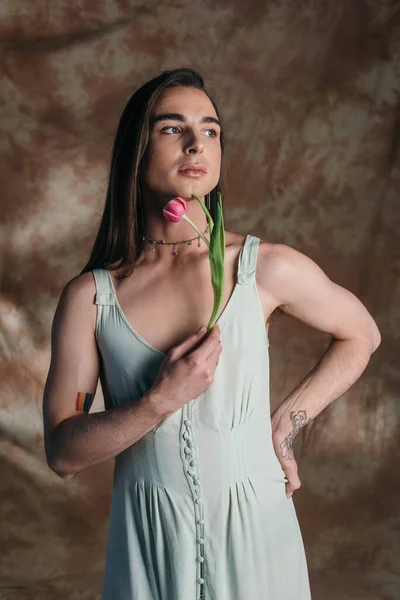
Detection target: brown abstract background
<box><xmin>1</xmin><ymin>1</ymin><xmax>399</xmax><ymax>599</ymax></box>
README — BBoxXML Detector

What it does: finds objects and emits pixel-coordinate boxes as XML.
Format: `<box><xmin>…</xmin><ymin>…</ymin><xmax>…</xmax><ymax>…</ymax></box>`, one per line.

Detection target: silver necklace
<box><xmin>142</xmin><ymin>224</ymin><xmax>210</xmax><ymax>256</ymax></box>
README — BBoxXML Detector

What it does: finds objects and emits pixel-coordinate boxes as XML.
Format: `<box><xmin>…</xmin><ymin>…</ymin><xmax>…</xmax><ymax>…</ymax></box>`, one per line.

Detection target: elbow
<box><xmin>46</xmin><ymin>451</ymin><xmax>75</xmax><ymax>479</ymax></box>
<box><xmin>54</xmin><ymin>468</ymin><xmax>75</xmax><ymax>480</ymax></box>
<box><xmin>371</xmin><ymin>325</ymin><xmax>382</xmax><ymax>353</ymax></box>
<box><xmin>371</xmin><ymin>336</ymin><xmax>381</xmax><ymax>353</ymax></box>
<box><xmin>48</xmin><ymin>461</ymin><xmax>75</xmax><ymax>479</ymax></box>
<box><xmin>358</xmin><ymin>320</ymin><xmax>381</xmax><ymax>354</ymax></box>
<box><xmin>45</xmin><ymin>428</ymin><xmax>76</xmax><ymax>479</ymax></box>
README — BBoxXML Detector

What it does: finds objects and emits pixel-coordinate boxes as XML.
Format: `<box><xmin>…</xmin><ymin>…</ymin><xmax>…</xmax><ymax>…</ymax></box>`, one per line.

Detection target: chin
<box><xmin>174</xmin><ymin>192</ymin><xmax>203</xmax><ymax>201</ymax></box>
<box><xmin>173</xmin><ymin>182</ymin><xmax>209</xmax><ymax>198</ymax></box>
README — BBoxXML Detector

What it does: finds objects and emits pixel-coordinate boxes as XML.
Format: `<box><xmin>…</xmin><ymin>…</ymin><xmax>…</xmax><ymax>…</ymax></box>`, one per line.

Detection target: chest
<box><xmin>107</xmin><ymin>241</ymin><xmax>274</xmax><ymax>355</ymax></box>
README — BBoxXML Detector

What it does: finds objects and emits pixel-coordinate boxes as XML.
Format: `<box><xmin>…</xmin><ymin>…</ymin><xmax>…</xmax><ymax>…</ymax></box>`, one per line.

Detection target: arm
<box><xmin>42</xmin><ymin>272</ymin><xmax>166</xmax><ymax>479</ymax></box>
<box><xmin>258</xmin><ymin>243</ymin><xmax>381</xmax><ymax>495</ymax></box>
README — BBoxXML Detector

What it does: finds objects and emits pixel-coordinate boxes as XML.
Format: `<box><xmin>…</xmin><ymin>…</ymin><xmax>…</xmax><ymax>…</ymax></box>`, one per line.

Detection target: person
<box><xmin>42</xmin><ymin>67</ymin><xmax>381</xmax><ymax>600</ymax></box>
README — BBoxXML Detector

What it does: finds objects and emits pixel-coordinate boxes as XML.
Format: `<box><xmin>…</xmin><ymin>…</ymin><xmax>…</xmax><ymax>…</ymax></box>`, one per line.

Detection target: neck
<box><xmin>140</xmin><ymin>196</ymin><xmax>211</xmax><ymax>261</ymax></box>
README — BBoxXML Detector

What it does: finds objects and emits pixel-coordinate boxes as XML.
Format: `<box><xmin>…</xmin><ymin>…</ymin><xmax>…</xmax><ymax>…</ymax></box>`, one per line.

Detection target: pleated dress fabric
<box><xmin>93</xmin><ymin>233</ymin><xmax>312</xmax><ymax>600</ymax></box>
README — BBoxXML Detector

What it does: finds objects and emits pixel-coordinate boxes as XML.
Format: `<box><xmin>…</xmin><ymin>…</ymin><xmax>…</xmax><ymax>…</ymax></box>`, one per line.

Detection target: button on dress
<box><xmin>92</xmin><ymin>233</ymin><xmax>312</xmax><ymax>600</ymax></box>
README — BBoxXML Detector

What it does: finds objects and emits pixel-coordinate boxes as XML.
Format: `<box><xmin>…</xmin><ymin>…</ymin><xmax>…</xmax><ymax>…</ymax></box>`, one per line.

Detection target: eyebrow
<box><xmin>150</xmin><ymin>112</ymin><xmax>221</xmax><ymax>128</ymax></box>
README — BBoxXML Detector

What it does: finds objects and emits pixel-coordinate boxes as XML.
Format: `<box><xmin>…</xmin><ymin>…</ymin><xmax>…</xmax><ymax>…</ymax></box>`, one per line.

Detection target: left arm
<box><xmin>258</xmin><ymin>242</ymin><xmax>381</xmax><ymax>497</ymax></box>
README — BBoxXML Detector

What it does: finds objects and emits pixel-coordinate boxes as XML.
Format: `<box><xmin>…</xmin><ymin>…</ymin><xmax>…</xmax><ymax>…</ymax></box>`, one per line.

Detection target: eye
<box><xmin>161</xmin><ymin>126</ymin><xmax>180</xmax><ymax>134</ymax></box>
<box><xmin>160</xmin><ymin>126</ymin><xmax>219</xmax><ymax>137</ymax></box>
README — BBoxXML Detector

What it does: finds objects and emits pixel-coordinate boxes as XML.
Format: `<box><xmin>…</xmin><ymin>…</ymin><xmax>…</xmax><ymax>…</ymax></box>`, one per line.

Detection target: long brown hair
<box><xmin>79</xmin><ymin>66</ymin><xmax>226</xmax><ymax>278</ymax></box>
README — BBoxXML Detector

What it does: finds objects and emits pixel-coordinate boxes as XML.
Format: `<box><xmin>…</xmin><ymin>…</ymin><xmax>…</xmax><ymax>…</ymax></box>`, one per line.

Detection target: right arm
<box><xmin>42</xmin><ymin>272</ymin><xmax>167</xmax><ymax>479</ymax></box>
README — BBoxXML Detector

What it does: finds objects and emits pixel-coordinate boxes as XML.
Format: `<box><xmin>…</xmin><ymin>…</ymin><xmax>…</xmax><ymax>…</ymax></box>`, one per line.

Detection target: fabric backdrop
<box><xmin>1</xmin><ymin>1</ymin><xmax>399</xmax><ymax>599</ymax></box>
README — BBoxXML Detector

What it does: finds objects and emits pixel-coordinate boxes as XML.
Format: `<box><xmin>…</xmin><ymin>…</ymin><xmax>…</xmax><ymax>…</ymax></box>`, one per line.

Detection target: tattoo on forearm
<box><xmin>279</xmin><ymin>410</ymin><xmax>310</xmax><ymax>460</ymax></box>
<box><xmin>75</xmin><ymin>392</ymin><xmax>94</xmax><ymax>412</ymax></box>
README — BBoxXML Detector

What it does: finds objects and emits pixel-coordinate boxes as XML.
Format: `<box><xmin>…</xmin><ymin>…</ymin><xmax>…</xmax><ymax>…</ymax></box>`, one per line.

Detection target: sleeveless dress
<box><xmin>92</xmin><ymin>233</ymin><xmax>312</xmax><ymax>600</ymax></box>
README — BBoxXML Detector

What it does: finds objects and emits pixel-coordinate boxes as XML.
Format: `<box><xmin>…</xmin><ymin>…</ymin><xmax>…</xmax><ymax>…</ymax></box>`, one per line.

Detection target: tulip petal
<box><xmin>172</xmin><ymin>197</ymin><xmax>189</xmax><ymax>214</ymax></box>
<box><xmin>162</xmin><ymin>208</ymin><xmax>182</xmax><ymax>223</ymax></box>
<box><xmin>162</xmin><ymin>197</ymin><xmax>189</xmax><ymax>222</ymax></box>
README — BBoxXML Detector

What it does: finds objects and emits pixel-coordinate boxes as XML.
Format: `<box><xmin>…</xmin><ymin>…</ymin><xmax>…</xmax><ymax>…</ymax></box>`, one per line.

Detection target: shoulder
<box><xmin>62</xmin><ymin>270</ymin><xmax>97</xmax><ymax>303</ymax></box>
<box><xmin>256</xmin><ymin>239</ymin><xmax>330</xmax><ymax>305</ymax></box>
<box><xmin>257</xmin><ymin>240</ymin><xmax>319</xmax><ymax>272</ymax></box>
<box><xmin>55</xmin><ymin>271</ymin><xmax>98</xmax><ymax>334</ymax></box>
<box><xmin>227</xmin><ymin>232</ymin><xmax>323</xmax><ymax>280</ymax></box>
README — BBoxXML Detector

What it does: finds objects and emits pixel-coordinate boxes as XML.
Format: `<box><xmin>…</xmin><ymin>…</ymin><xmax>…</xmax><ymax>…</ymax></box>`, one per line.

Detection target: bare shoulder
<box><xmin>61</xmin><ymin>270</ymin><xmax>97</xmax><ymax>305</ymax></box>
<box><xmin>255</xmin><ymin>238</ymin><xmax>332</xmax><ymax>312</ymax></box>
<box><xmin>207</xmin><ymin>230</ymin><xmax>313</xmax><ymax>284</ymax></box>
<box><xmin>55</xmin><ymin>271</ymin><xmax>97</xmax><ymax>335</ymax></box>
<box><xmin>257</xmin><ymin>239</ymin><xmax>323</xmax><ymax>279</ymax></box>
<box><xmin>258</xmin><ymin>239</ymin><xmax>306</xmax><ymax>261</ymax></box>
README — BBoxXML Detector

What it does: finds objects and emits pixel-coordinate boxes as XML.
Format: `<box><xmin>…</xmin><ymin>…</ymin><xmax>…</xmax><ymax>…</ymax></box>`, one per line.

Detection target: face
<box><xmin>140</xmin><ymin>86</ymin><xmax>222</xmax><ymax>204</ymax></box>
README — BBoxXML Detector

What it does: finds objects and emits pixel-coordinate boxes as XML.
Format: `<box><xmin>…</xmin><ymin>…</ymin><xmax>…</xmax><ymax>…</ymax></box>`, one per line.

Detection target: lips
<box><xmin>178</xmin><ymin>164</ymin><xmax>207</xmax><ymax>174</ymax></box>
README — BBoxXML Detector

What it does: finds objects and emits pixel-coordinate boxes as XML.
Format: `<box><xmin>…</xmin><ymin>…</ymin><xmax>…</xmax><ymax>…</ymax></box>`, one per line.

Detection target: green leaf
<box><xmin>207</xmin><ymin>193</ymin><xmax>225</xmax><ymax>330</ymax></box>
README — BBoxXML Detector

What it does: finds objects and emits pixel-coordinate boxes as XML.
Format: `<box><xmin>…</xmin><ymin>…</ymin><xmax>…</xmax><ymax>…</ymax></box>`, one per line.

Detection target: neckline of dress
<box><xmin>104</xmin><ymin>234</ymin><xmax>250</xmax><ymax>357</ymax></box>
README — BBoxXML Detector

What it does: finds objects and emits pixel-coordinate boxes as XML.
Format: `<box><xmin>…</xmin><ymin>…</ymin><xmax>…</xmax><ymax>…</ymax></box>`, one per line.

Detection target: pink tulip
<box><xmin>162</xmin><ymin>197</ymin><xmax>189</xmax><ymax>223</ymax></box>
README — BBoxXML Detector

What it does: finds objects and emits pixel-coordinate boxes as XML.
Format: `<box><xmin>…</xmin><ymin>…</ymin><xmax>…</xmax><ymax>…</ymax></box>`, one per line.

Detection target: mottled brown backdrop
<box><xmin>1</xmin><ymin>1</ymin><xmax>399</xmax><ymax>599</ymax></box>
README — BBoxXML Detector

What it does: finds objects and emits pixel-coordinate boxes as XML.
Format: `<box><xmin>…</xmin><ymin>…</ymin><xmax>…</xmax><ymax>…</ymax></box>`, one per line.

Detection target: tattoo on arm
<box><xmin>279</xmin><ymin>410</ymin><xmax>310</xmax><ymax>460</ymax></box>
<box><xmin>75</xmin><ymin>392</ymin><xmax>94</xmax><ymax>412</ymax></box>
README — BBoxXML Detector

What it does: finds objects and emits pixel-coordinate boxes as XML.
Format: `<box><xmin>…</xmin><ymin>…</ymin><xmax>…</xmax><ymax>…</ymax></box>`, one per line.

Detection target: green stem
<box><xmin>183</xmin><ymin>216</ymin><xmax>210</xmax><ymax>247</ymax></box>
<box><xmin>191</xmin><ymin>194</ymin><xmax>214</xmax><ymax>229</ymax></box>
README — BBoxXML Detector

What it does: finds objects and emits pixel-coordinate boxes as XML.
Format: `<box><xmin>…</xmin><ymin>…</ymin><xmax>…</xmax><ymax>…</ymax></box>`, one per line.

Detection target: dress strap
<box><xmin>92</xmin><ymin>268</ymin><xmax>116</xmax><ymax>306</ymax></box>
<box><xmin>237</xmin><ymin>234</ymin><xmax>260</xmax><ymax>285</ymax></box>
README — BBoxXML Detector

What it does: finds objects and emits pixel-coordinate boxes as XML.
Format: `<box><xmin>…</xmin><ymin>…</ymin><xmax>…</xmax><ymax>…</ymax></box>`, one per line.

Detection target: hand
<box><xmin>272</xmin><ymin>430</ymin><xmax>302</xmax><ymax>499</ymax></box>
<box><xmin>149</xmin><ymin>323</ymin><xmax>222</xmax><ymax>419</ymax></box>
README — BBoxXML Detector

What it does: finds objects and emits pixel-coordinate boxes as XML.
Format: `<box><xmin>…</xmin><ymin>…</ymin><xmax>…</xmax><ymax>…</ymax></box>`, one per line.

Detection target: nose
<box><xmin>188</xmin><ymin>146</ymin><xmax>203</xmax><ymax>154</ymax></box>
<box><xmin>184</xmin><ymin>130</ymin><xmax>204</xmax><ymax>154</ymax></box>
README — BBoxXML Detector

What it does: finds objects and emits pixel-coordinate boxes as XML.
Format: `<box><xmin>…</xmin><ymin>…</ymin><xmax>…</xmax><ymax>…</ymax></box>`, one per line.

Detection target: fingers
<box><xmin>284</xmin><ymin>468</ymin><xmax>302</xmax><ymax>499</ymax></box>
<box><xmin>206</xmin><ymin>344</ymin><xmax>222</xmax><ymax>366</ymax></box>
<box><xmin>194</xmin><ymin>323</ymin><xmax>221</xmax><ymax>361</ymax></box>
<box><xmin>170</xmin><ymin>325</ymin><xmax>209</xmax><ymax>359</ymax></box>
<box><xmin>206</xmin><ymin>327</ymin><xmax>222</xmax><ymax>357</ymax></box>
<box><xmin>169</xmin><ymin>323</ymin><xmax>222</xmax><ymax>364</ymax></box>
